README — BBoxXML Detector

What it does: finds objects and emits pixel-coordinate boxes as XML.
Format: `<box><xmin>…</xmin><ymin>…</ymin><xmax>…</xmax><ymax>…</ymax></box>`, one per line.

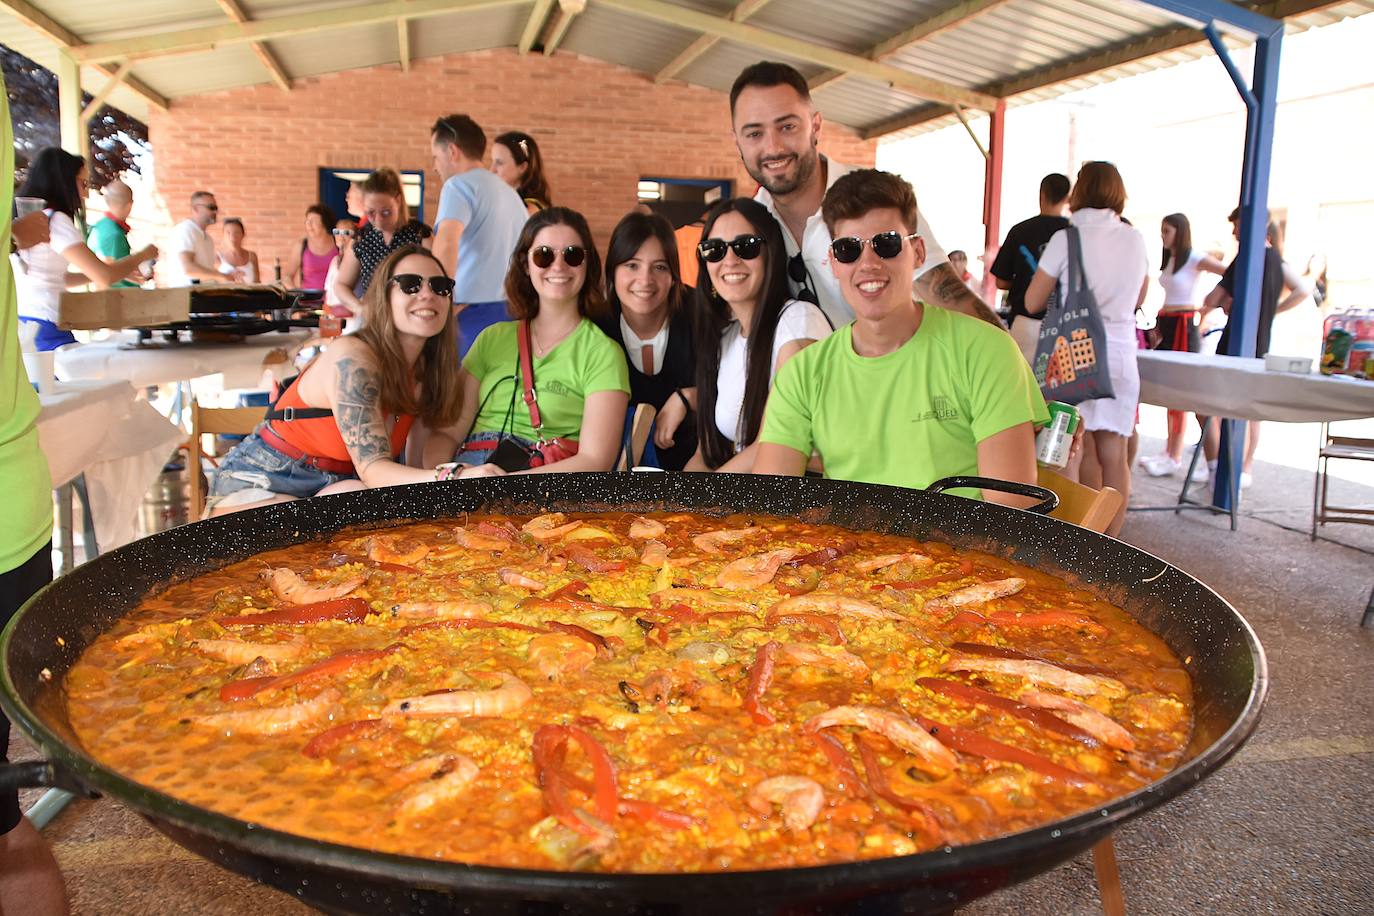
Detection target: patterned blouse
<box><xmin>352</xmin><ymin>219</ymin><xmax>433</xmax><ymax>298</ymax></box>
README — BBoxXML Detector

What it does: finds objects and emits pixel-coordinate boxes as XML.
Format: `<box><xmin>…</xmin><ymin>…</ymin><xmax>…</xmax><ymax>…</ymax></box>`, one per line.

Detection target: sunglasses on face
<box><xmin>197</xmin><ymin>203</ymin><xmax>219</xmax><ymax>212</ymax></box>
<box><xmin>332</xmin><ymin>228</ymin><xmax>356</xmax><ymax>238</ymax></box>
<box><xmin>391</xmin><ymin>273</ymin><xmax>455</xmax><ymax>298</ymax></box>
<box><xmin>830</xmin><ymin>231</ymin><xmax>919</xmax><ymax>264</ymax></box>
<box><xmin>698</xmin><ymin>234</ymin><xmax>765</xmax><ymax>263</ymax></box>
<box><xmin>531</xmin><ymin>245</ymin><xmax>586</xmax><ymax>269</ymax></box>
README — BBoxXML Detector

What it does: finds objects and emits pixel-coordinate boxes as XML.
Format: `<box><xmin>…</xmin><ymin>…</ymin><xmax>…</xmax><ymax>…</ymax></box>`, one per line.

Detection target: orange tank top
<box><xmin>269</xmin><ymin>362</ymin><xmax>415</xmax><ymax>464</ymax></box>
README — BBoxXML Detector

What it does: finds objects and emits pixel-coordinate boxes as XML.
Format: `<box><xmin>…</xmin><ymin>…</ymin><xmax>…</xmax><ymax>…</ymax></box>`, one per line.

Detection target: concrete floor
<box><xmin>8</xmin><ymin>438</ymin><xmax>1374</xmax><ymax>915</ymax></box>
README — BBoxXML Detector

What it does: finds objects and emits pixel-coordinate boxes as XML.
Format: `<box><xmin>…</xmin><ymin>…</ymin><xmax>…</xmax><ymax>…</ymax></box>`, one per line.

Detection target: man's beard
<box><xmin>749</xmin><ymin>145</ymin><xmax>819</xmax><ymax>197</ymax></box>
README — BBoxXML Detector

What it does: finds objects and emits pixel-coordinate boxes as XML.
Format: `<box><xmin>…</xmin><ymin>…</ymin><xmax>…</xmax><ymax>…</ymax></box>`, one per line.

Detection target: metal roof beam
<box><xmin>595</xmin><ymin>0</ymin><xmax>998</xmax><ymax>110</ymax></box>
<box><xmin>808</xmin><ymin>0</ymin><xmax>1015</xmax><ymax>94</ymax></box>
<box><xmin>70</xmin><ymin>0</ymin><xmax>524</xmax><ymax>65</ymax></box>
<box><xmin>214</xmin><ymin>0</ymin><xmax>292</xmax><ymax>90</ymax></box>
<box><xmin>541</xmin><ymin>0</ymin><xmax>584</xmax><ymax>55</ymax></box>
<box><xmin>0</xmin><ymin>0</ymin><xmax>169</xmax><ymax>110</ymax></box>
<box><xmin>518</xmin><ymin>0</ymin><xmax>555</xmax><ymax>53</ymax></box>
<box><xmin>654</xmin><ymin>0</ymin><xmax>775</xmax><ymax>83</ymax></box>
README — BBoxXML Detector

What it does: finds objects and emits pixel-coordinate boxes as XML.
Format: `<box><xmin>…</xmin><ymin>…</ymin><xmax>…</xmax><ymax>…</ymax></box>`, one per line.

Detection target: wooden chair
<box><xmin>1034</xmin><ymin>465</ymin><xmax>1127</xmax><ymax>916</ymax></box>
<box><xmin>618</xmin><ymin>403</ymin><xmax>657</xmax><ymax>471</ymax></box>
<box><xmin>187</xmin><ymin>400</ymin><xmax>267</xmax><ymax>521</ymax></box>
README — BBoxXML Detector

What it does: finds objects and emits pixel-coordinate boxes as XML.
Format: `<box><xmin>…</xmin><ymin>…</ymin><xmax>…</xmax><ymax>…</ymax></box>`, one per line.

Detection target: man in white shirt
<box><xmin>163</xmin><ymin>191</ymin><xmax>227</xmax><ymax>286</ymax></box>
<box><xmin>730</xmin><ymin>61</ymin><xmax>1002</xmax><ymax>329</ymax></box>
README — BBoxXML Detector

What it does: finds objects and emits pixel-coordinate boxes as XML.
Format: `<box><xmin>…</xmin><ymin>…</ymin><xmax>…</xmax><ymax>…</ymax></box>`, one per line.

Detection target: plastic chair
<box><xmin>1034</xmin><ymin>465</ymin><xmax>1127</xmax><ymax>916</ymax></box>
<box><xmin>187</xmin><ymin>399</ymin><xmax>267</xmax><ymax>521</ymax></box>
<box><xmin>618</xmin><ymin>403</ymin><xmax>657</xmax><ymax>471</ymax></box>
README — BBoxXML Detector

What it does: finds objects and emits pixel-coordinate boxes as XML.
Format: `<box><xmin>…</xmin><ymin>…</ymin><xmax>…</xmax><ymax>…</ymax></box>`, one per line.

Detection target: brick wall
<box><xmin>145</xmin><ymin>48</ymin><xmax>876</xmax><ymax>278</ymax></box>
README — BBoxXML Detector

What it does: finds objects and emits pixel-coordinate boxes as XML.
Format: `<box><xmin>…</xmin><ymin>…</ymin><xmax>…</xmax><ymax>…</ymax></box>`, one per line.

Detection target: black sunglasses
<box><xmin>830</xmin><ymin>231</ymin><xmax>919</xmax><ymax>264</ymax></box>
<box><xmin>787</xmin><ymin>252</ymin><xmax>819</xmax><ymax>305</ymax></box>
<box><xmin>531</xmin><ymin>245</ymin><xmax>586</xmax><ymax>269</ymax></box>
<box><xmin>698</xmin><ymin>234</ymin><xmax>765</xmax><ymax>263</ymax></box>
<box><xmin>391</xmin><ymin>273</ymin><xmax>455</xmax><ymax>297</ymax></box>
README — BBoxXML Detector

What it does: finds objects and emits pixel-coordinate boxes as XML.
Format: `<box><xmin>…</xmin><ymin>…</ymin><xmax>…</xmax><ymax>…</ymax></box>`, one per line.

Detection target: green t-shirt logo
<box><xmin>912</xmin><ymin>394</ymin><xmax>960</xmax><ymax>423</ymax></box>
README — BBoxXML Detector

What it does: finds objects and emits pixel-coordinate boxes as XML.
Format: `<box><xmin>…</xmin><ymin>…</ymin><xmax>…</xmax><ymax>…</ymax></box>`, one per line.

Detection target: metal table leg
<box><xmin>54</xmin><ymin>482</ymin><xmax>74</xmax><ymax>576</ymax></box>
<box><xmin>1362</xmin><ymin>585</ymin><xmax>1373</xmax><ymax>629</ymax></box>
<box><xmin>71</xmin><ymin>473</ymin><xmax>99</xmax><ymax>562</ymax></box>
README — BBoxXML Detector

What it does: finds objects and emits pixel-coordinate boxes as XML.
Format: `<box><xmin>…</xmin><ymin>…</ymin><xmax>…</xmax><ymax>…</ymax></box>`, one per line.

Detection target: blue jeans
<box><xmin>208</xmin><ymin>432</ymin><xmax>354</xmax><ymax>508</ymax></box>
<box><xmin>457</xmin><ymin>301</ymin><xmax>509</xmax><ymax>360</ymax></box>
<box><xmin>18</xmin><ymin>316</ymin><xmax>76</xmax><ymax>351</ymax></box>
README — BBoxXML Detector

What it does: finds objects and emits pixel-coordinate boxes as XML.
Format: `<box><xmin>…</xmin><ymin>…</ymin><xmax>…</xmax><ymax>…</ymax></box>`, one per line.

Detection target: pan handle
<box><xmin>925</xmin><ymin>476</ymin><xmax>1059</xmax><ymax>515</ymax></box>
<box><xmin>0</xmin><ymin>761</ymin><xmax>99</xmax><ymax>798</ymax></box>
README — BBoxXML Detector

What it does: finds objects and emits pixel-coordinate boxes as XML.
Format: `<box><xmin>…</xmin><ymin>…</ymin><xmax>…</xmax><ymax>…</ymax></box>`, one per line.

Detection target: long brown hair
<box><xmin>1161</xmin><ymin>212</ymin><xmax>1193</xmax><ymax>273</ymax></box>
<box><xmin>361</xmin><ymin>167</ymin><xmax>409</xmax><ymax>224</ymax></box>
<box><xmin>494</xmin><ymin>131</ymin><xmax>552</xmax><ymax>207</ymax></box>
<box><xmin>504</xmin><ymin>207</ymin><xmax>606</xmax><ymax>321</ymax></box>
<box><xmin>355</xmin><ymin>246</ymin><xmax>462</xmax><ymax>426</ymax></box>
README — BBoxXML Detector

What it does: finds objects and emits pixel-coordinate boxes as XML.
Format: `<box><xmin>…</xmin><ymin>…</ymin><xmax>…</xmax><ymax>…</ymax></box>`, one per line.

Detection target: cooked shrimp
<box><xmin>649</xmin><ymin>587</ymin><xmax>752</xmax><ymax>611</ymax></box>
<box><xmin>193</xmin><ymin>689</ymin><xmax>339</xmax><ymax>737</ymax></box>
<box><xmin>388</xmin><ymin>600</ymin><xmax>492</xmax><ymax>621</ymax></box>
<box><xmin>805</xmin><ymin>705</ymin><xmax>958</xmax><ymax>776</ymax></box>
<box><xmin>527</xmin><ymin>633</ymin><xmax>597</xmax><ymax>680</ymax></box>
<box><xmin>944</xmin><ymin>656</ymin><xmax>1128</xmax><ymax>698</ymax></box>
<box><xmin>747</xmin><ymin>776</ymin><xmax>825</xmax><ymax>831</ymax></box>
<box><xmin>384</xmin><ymin>672</ymin><xmax>532</xmax><ymax>718</ymax></box>
<box><xmin>629</xmin><ymin>516</ymin><xmax>666</xmax><ymax>539</ymax></box>
<box><xmin>768</xmin><ymin>592</ymin><xmax>905</xmax><ymax>621</ymax></box>
<box><xmin>854</xmin><ymin>553</ymin><xmax>934</xmax><ymax>573</ymax></box>
<box><xmin>191</xmin><ymin>638</ymin><xmax>304</xmax><ymax>666</ymax></box>
<box><xmin>927</xmin><ymin>577</ymin><xmax>1025</xmax><ymax>610</ymax></box>
<box><xmin>522</xmin><ymin>513</ymin><xmax>584</xmax><ymax>541</ymax></box>
<box><xmin>640</xmin><ymin>541</ymin><xmax>700</xmax><ymax>568</ymax></box>
<box><xmin>393</xmin><ymin>754</ymin><xmax>480</xmax><ymax>821</ymax></box>
<box><xmin>263</xmin><ymin>568</ymin><xmax>364</xmax><ymax>605</ymax></box>
<box><xmin>500</xmin><ymin>568</ymin><xmax>545</xmax><ymax>589</ymax></box>
<box><xmin>776</xmin><ymin>642</ymin><xmax>869</xmax><ymax>676</ymax></box>
<box><xmin>367</xmin><ymin>535</ymin><xmax>429</xmax><ymax>567</ymax></box>
<box><xmin>1019</xmin><ymin>689</ymin><xmax>1136</xmax><ymax>751</ymax></box>
<box><xmin>449</xmin><ymin>527</ymin><xmax>511</xmax><ymax>552</ymax></box>
<box><xmin>716</xmin><ymin>549</ymin><xmax>797</xmax><ymax>589</ymax></box>
<box><xmin>692</xmin><ymin>528</ymin><xmax>763</xmax><ymax>554</ymax></box>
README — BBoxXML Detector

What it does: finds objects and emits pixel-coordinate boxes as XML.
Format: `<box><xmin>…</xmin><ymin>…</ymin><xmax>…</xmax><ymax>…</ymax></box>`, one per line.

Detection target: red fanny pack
<box><xmin>518</xmin><ymin>320</ymin><xmax>579</xmax><ymax>467</ymax></box>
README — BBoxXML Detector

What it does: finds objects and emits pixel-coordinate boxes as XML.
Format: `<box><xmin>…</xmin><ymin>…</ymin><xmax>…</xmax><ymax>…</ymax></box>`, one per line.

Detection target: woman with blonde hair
<box><xmin>207</xmin><ymin>246</ymin><xmax>499</xmax><ymax>515</ymax></box>
<box><xmin>331</xmin><ymin>168</ymin><xmax>431</xmax><ymax>324</ymax></box>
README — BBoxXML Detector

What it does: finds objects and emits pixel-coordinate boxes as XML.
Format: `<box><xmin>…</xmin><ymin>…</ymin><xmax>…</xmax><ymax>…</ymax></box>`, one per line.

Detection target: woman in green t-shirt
<box><xmin>453</xmin><ymin>207</ymin><xmax>630</xmax><ymax>472</ymax></box>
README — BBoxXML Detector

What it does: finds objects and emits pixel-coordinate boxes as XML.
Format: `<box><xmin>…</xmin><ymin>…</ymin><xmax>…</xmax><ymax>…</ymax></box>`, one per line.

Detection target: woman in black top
<box><xmin>331</xmin><ymin>167</ymin><xmax>432</xmax><ymax>324</ymax></box>
<box><xmin>594</xmin><ymin>211</ymin><xmax>697</xmax><ymax>470</ymax></box>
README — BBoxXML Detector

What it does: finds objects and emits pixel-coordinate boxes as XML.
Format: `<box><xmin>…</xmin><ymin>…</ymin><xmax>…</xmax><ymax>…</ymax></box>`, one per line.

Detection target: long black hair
<box><xmin>1161</xmin><ymin>212</ymin><xmax>1192</xmax><ymax>274</ymax></box>
<box><xmin>692</xmin><ymin>197</ymin><xmax>792</xmax><ymax>470</ymax></box>
<box><xmin>604</xmin><ymin>211</ymin><xmax>683</xmax><ymax>317</ymax></box>
<box><xmin>19</xmin><ymin>147</ymin><xmax>85</xmax><ymax>220</ymax></box>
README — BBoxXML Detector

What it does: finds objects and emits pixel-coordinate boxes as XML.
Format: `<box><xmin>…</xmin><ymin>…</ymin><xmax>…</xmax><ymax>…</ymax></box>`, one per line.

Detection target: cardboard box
<box><xmin>58</xmin><ymin>286</ymin><xmax>191</xmax><ymax>330</ymax></box>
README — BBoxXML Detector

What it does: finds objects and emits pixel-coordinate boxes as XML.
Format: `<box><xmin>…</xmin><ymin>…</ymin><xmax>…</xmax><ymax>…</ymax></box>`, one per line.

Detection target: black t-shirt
<box><xmin>1217</xmin><ymin>246</ymin><xmax>1283</xmax><ymax>357</ymax></box>
<box><xmin>592</xmin><ymin>307</ymin><xmax>697</xmax><ymax>470</ymax></box>
<box><xmin>990</xmin><ymin>214</ymin><xmax>1070</xmax><ymax>322</ymax></box>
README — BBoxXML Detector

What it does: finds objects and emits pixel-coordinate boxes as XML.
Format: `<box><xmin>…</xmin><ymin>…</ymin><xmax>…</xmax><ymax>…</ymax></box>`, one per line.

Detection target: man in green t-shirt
<box><xmin>755</xmin><ymin>169</ymin><xmax>1048</xmax><ymax>506</ymax></box>
<box><xmin>86</xmin><ymin>178</ymin><xmax>140</xmax><ymax>287</ymax></box>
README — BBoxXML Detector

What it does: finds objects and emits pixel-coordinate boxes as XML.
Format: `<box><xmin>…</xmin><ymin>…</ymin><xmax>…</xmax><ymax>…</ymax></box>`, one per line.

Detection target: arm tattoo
<box><xmin>333</xmin><ymin>356</ymin><xmax>392</xmax><ymax>472</ymax></box>
<box><xmin>916</xmin><ymin>263</ymin><xmax>1005</xmax><ymax>329</ymax></box>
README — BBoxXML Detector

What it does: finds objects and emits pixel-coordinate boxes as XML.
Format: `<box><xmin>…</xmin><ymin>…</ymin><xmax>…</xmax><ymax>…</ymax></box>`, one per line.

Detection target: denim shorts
<box><xmin>456</xmin><ymin>432</ymin><xmax>538</xmax><ymax>468</ymax></box>
<box><xmin>207</xmin><ymin>431</ymin><xmax>354</xmax><ymax>509</ymax></box>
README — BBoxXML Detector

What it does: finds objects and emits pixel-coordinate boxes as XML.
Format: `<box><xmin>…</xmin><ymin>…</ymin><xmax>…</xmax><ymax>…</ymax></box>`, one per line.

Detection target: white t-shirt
<box><xmin>15</xmin><ymin>210</ymin><xmax>85</xmax><ymax>323</ymax></box>
<box><xmin>1158</xmin><ymin>249</ymin><xmax>1206</xmax><ymax>308</ymax></box>
<box><xmin>755</xmin><ymin>157</ymin><xmax>947</xmax><ymax>328</ymax></box>
<box><xmin>1038</xmin><ymin>209</ymin><xmax>1148</xmax><ymax>335</ymax></box>
<box><xmin>715</xmin><ymin>299</ymin><xmax>831</xmax><ymax>447</ymax></box>
<box><xmin>163</xmin><ymin>219</ymin><xmax>216</xmax><ymax>286</ymax></box>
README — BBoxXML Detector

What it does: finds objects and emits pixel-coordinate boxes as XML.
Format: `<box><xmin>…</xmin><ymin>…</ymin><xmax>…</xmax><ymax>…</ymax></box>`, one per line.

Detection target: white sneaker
<box><xmin>1189</xmin><ymin>462</ymin><xmax>1209</xmax><ymax>484</ymax></box>
<box><xmin>1240</xmin><ymin>472</ymin><xmax>1253</xmax><ymax>489</ymax></box>
<box><xmin>1140</xmin><ymin>455</ymin><xmax>1182</xmax><ymax>477</ymax></box>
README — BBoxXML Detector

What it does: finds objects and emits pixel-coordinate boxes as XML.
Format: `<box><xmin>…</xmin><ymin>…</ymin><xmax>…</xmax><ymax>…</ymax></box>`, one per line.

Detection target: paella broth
<box><xmin>64</xmin><ymin>513</ymin><xmax>1192</xmax><ymax>872</ymax></box>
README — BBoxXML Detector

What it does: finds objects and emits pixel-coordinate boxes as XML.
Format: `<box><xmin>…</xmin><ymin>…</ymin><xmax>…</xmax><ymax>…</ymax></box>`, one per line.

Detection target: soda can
<box><xmin>1035</xmin><ymin>401</ymin><xmax>1080</xmax><ymax>469</ymax></box>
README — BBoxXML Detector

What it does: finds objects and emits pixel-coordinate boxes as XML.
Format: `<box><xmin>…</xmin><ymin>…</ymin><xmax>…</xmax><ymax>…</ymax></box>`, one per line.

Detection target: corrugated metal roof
<box><xmin>0</xmin><ymin>0</ymin><xmax>1369</xmax><ymax>135</ymax></box>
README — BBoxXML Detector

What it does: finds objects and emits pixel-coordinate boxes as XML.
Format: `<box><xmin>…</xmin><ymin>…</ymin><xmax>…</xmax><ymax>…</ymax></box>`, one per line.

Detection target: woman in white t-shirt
<box><xmin>1140</xmin><ymin>212</ymin><xmax>1225</xmax><ymax>477</ymax></box>
<box><xmin>1025</xmin><ymin>162</ymin><xmax>1149</xmax><ymax>536</ymax></box>
<box><xmin>687</xmin><ymin>198</ymin><xmax>831</xmax><ymax>472</ymax></box>
<box><xmin>15</xmin><ymin>148</ymin><xmax>157</xmax><ymax>350</ymax></box>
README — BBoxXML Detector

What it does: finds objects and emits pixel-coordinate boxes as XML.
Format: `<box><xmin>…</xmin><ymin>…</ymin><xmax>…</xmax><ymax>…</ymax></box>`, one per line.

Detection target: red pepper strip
<box><xmin>912</xmin><ymin>714</ymin><xmax>1096</xmax><ymax>787</ymax></box>
<box><xmin>220</xmin><ymin>645</ymin><xmax>402</xmax><ymax>702</ymax></box>
<box><xmin>774</xmin><ymin>567</ymin><xmax>822</xmax><ymax>597</ymax></box>
<box><xmin>986</xmin><ymin>610</ymin><xmax>1109</xmax><ymax>637</ymax></box>
<box><xmin>557</xmin><ymin>769</ymin><xmax>699</xmax><ymax>830</ymax></box>
<box><xmin>218</xmin><ymin>597</ymin><xmax>370</xmax><ymax>627</ymax></box>
<box><xmin>887</xmin><ymin>559</ymin><xmax>976</xmax><ymax>591</ymax></box>
<box><xmin>785</xmin><ymin>540</ymin><xmax>858</xmax><ymax>568</ymax></box>
<box><xmin>742</xmin><ymin>641</ymin><xmax>780</xmax><ymax>725</ymax></box>
<box><xmin>301</xmin><ymin>718</ymin><xmax>385</xmax><ymax>759</ymax></box>
<box><xmin>564</xmin><ymin>545</ymin><xmax>625</xmax><ymax>573</ymax></box>
<box><xmin>951</xmin><ymin>642</ymin><xmax>1115</xmax><ymax>677</ymax></box>
<box><xmin>219</xmin><ymin>675</ymin><xmax>277</xmax><ymax>702</ymax></box>
<box><xmin>399</xmin><ymin>619</ymin><xmax>546</xmax><ymax>637</ymax></box>
<box><xmin>532</xmin><ymin>724</ymin><xmax>620</xmax><ymax>833</ymax></box>
<box><xmin>369</xmin><ymin>561</ymin><xmax>419</xmax><ymax>573</ymax></box>
<box><xmin>476</xmin><ymin>520</ymin><xmax>518</xmax><ymax>541</ymax></box>
<box><xmin>545</xmin><ymin>621</ymin><xmax>618</xmax><ymax>658</ymax></box>
<box><xmin>943</xmin><ymin>610</ymin><xmax>990</xmax><ymax>628</ymax></box>
<box><xmin>809</xmin><ymin>730</ymin><xmax>870</xmax><ymax>798</ymax></box>
<box><xmin>659</xmin><ymin>603</ymin><xmax>704</xmax><ymax>624</ymax></box>
<box><xmin>645</xmin><ymin>623</ymin><xmax>671</xmax><ymax>649</ymax></box>
<box><xmin>855</xmin><ymin>736</ymin><xmax>944</xmax><ymax>839</ymax></box>
<box><xmin>917</xmin><ymin>677</ymin><xmax>1097</xmax><ymax>747</ymax></box>
<box><xmin>547</xmin><ymin>580</ymin><xmax>591</xmax><ymax>600</ymax></box>
<box><xmin>763</xmin><ymin>612</ymin><xmax>845</xmax><ymax>645</ymax></box>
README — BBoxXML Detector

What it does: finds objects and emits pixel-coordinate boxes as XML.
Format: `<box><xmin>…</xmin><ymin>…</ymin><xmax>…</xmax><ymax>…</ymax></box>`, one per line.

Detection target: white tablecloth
<box><xmin>1137</xmin><ymin>351</ymin><xmax>1374</xmax><ymax>423</ymax></box>
<box><xmin>54</xmin><ymin>330</ymin><xmax>311</xmax><ymax>390</ymax></box>
<box><xmin>36</xmin><ymin>380</ymin><xmax>182</xmax><ymax>550</ymax></box>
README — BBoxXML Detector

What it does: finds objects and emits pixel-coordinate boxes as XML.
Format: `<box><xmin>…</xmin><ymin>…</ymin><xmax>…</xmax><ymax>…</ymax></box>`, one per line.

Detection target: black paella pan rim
<box><xmin>0</xmin><ymin>472</ymin><xmax>1268</xmax><ymax>902</ymax></box>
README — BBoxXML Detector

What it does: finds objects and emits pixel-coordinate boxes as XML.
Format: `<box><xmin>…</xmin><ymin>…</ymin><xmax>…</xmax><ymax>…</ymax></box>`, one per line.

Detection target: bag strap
<box><xmin>264</xmin><ymin>364</ymin><xmax>334</xmax><ymax>422</ymax></box>
<box><xmin>1066</xmin><ymin>226</ymin><xmax>1087</xmax><ymax>297</ymax></box>
<box><xmin>518</xmin><ymin>320</ymin><xmax>544</xmax><ymax>438</ymax></box>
